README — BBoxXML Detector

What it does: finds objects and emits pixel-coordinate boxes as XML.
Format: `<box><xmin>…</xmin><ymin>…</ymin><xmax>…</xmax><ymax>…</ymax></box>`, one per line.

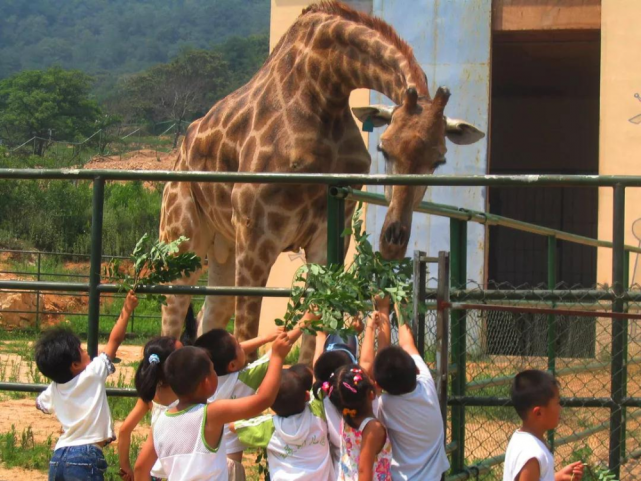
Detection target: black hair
<box><xmin>312</xmin><ymin>350</ymin><xmax>353</xmax><ymax>399</ymax></box>
<box><xmin>272</xmin><ymin>369</ymin><xmax>308</xmax><ymax>417</ymax></box>
<box><xmin>164</xmin><ymin>346</ymin><xmax>213</xmax><ymax>397</ymax></box>
<box><xmin>134</xmin><ymin>336</ymin><xmax>179</xmax><ymax>403</ymax></box>
<box><xmin>194</xmin><ymin>329</ymin><xmax>237</xmax><ymax>376</ymax></box>
<box><xmin>373</xmin><ymin>345</ymin><xmax>418</xmax><ymax>395</ymax></box>
<box><xmin>180</xmin><ymin>304</ymin><xmax>197</xmax><ymax>347</ymax></box>
<box><xmin>330</xmin><ymin>364</ymin><xmax>375</xmax><ymax>429</ymax></box>
<box><xmin>34</xmin><ymin>327</ymin><xmax>82</xmax><ymax>384</ymax></box>
<box><xmin>289</xmin><ymin>363</ymin><xmax>313</xmax><ymax>392</ymax></box>
<box><xmin>511</xmin><ymin>370</ymin><xmax>560</xmax><ymax>420</ymax></box>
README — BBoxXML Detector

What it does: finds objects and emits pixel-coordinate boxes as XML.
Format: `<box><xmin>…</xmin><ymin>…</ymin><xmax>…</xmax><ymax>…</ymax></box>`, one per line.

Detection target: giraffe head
<box><xmin>353</xmin><ymin>86</ymin><xmax>484</xmax><ymax>259</ymax></box>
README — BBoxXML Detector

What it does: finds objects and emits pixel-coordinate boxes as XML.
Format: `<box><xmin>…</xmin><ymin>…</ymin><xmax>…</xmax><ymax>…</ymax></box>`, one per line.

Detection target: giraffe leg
<box><xmin>159</xmin><ymin>181</ymin><xmax>211</xmax><ymax>338</ymax></box>
<box><xmin>233</xmin><ymin>226</ymin><xmax>281</xmax><ymax>360</ymax></box>
<box><xmin>199</xmin><ymin>234</ymin><xmax>236</xmax><ymax>336</ymax></box>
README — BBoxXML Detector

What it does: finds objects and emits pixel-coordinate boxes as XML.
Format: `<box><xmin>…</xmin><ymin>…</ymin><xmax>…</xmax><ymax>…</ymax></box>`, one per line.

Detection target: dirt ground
<box><xmin>85</xmin><ymin>149</ymin><xmax>178</xmax><ymax>171</ymax></box>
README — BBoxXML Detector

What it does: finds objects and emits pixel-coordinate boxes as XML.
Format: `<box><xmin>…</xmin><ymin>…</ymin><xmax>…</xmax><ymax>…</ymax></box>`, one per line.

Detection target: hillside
<box><xmin>0</xmin><ymin>0</ymin><xmax>270</xmax><ymax>91</ymax></box>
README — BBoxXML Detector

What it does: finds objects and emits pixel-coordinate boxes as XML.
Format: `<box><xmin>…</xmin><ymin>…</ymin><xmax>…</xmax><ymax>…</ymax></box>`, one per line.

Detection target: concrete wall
<box><xmin>597</xmin><ymin>0</ymin><xmax>641</xmax><ymax>286</ymax></box>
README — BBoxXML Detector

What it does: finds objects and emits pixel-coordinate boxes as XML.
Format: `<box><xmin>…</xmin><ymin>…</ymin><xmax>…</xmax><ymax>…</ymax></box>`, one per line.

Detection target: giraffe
<box><xmin>158</xmin><ymin>1</ymin><xmax>484</xmax><ymax>360</ymax></box>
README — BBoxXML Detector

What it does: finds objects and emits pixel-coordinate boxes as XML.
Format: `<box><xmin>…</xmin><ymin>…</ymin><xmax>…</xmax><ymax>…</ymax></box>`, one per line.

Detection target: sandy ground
<box><xmin>85</xmin><ymin>149</ymin><xmax>178</xmax><ymax>171</ymax></box>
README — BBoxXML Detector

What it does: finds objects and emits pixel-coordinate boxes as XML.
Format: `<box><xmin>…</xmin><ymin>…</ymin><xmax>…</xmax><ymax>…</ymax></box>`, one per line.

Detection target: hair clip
<box><xmin>350</xmin><ymin>368</ymin><xmax>362</xmax><ymax>374</ymax></box>
<box><xmin>343</xmin><ymin>408</ymin><xmax>358</xmax><ymax>418</ymax></box>
<box><xmin>148</xmin><ymin>354</ymin><xmax>160</xmax><ymax>365</ymax></box>
<box><xmin>353</xmin><ymin>375</ymin><xmax>362</xmax><ymax>385</ymax></box>
<box><xmin>343</xmin><ymin>381</ymin><xmax>357</xmax><ymax>393</ymax></box>
<box><xmin>321</xmin><ymin>382</ymin><xmax>330</xmax><ymax>393</ymax></box>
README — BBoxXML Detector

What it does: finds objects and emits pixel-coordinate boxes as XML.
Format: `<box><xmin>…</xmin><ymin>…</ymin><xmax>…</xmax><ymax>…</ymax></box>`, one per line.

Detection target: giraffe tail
<box><xmin>180</xmin><ymin>303</ymin><xmax>198</xmax><ymax>346</ymax></box>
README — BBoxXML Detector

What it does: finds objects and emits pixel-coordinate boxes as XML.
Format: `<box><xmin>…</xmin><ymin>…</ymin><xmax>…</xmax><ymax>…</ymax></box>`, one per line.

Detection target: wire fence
<box><xmin>409</xmin><ymin>281</ymin><xmax>641</xmax><ymax>481</ymax></box>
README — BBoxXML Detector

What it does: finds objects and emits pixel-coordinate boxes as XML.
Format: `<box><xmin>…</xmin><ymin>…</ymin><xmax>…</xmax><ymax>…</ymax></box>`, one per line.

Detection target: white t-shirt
<box><xmin>36</xmin><ymin>353</ymin><xmax>115</xmax><ymax>450</ymax></box>
<box><xmin>154</xmin><ymin>403</ymin><xmax>228</xmax><ymax>481</ymax></box>
<box><xmin>235</xmin><ymin>399</ymin><xmax>334</xmax><ymax>481</ymax></box>
<box><xmin>378</xmin><ymin>354</ymin><xmax>449</xmax><ymax>481</ymax></box>
<box><xmin>503</xmin><ymin>430</ymin><xmax>555</xmax><ymax>481</ymax></box>
<box><xmin>208</xmin><ymin>353</ymin><xmax>270</xmax><ymax>454</ymax></box>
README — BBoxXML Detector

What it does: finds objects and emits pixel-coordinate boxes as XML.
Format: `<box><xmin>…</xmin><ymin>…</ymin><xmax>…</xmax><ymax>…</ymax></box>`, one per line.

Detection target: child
<box><xmin>194</xmin><ymin>320</ymin><xmax>306</xmax><ymax>479</ymax></box>
<box><xmin>329</xmin><ymin>364</ymin><xmax>392</xmax><ymax>480</ymax></box>
<box><xmin>118</xmin><ymin>336</ymin><xmax>181</xmax><ymax>481</ymax></box>
<box><xmin>289</xmin><ymin>363</ymin><xmax>314</xmax><ymax>391</ymax></box>
<box><xmin>133</xmin><ymin>334</ymin><xmax>294</xmax><ymax>480</ymax></box>
<box><xmin>231</xmin><ymin>369</ymin><xmax>334</xmax><ymax>480</ymax></box>
<box><xmin>35</xmin><ymin>291</ymin><xmax>138</xmax><ymax>481</ymax></box>
<box><xmin>313</xmin><ymin>300</ymin><xmax>390</xmax><ymax>471</ymax></box>
<box><xmin>503</xmin><ymin>370</ymin><xmax>584</xmax><ymax>481</ymax></box>
<box><xmin>373</xmin><ymin>320</ymin><xmax>449</xmax><ymax>481</ymax></box>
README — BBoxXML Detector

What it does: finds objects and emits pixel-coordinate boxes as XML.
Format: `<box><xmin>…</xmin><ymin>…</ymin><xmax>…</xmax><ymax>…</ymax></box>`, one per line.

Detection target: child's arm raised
<box><xmin>360</xmin><ymin>312</ymin><xmax>380</xmax><ymax>379</ymax></box>
<box><xmin>358</xmin><ymin>420</ymin><xmax>387</xmax><ymax>481</ymax></box>
<box><xmin>398</xmin><ymin>321</ymin><xmax>420</xmax><ymax>357</ymax></box>
<box><xmin>240</xmin><ymin>326</ymin><xmax>283</xmax><ymax>356</ymax></box>
<box><xmin>208</xmin><ymin>332</ymin><xmax>293</xmax><ymax>425</ymax></box>
<box><xmin>375</xmin><ymin>296</ymin><xmax>391</xmax><ymax>351</ymax></box>
<box><xmin>133</xmin><ymin>432</ymin><xmax>157</xmax><ymax>481</ymax></box>
<box><xmin>104</xmin><ymin>291</ymin><xmax>138</xmax><ymax>360</ymax></box>
<box><xmin>118</xmin><ymin>399</ymin><xmax>150</xmax><ymax>481</ymax></box>
<box><xmin>313</xmin><ymin>329</ymin><xmax>327</xmax><ymax>369</ymax></box>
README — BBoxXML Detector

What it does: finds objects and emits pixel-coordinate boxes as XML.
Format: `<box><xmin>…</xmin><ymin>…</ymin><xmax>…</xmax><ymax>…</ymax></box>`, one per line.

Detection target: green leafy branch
<box><xmin>105</xmin><ymin>234</ymin><xmax>202</xmax><ymax>304</ymax></box>
<box><xmin>276</xmin><ymin>202</ymin><xmax>425</xmax><ymax>333</ymax></box>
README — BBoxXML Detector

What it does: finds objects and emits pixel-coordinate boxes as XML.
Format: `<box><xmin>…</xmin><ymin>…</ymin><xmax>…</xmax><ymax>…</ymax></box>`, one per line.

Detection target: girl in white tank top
<box><xmin>118</xmin><ymin>337</ymin><xmax>181</xmax><ymax>480</ymax></box>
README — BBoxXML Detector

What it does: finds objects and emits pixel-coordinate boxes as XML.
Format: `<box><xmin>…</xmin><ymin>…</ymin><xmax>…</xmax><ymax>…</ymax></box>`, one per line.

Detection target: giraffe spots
<box><xmin>259</xmin><ymin>126</ymin><xmax>279</xmax><ymax>148</ymax></box>
<box><xmin>331</xmin><ymin>119</ymin><xmax>344</xmax><ymax>142</ymax></box>
<box><xmin>241</xmin><ymin>137</ymin><xmax>257</xmax><ymax>164</ymax></box>
<box><xmin>283</xmin><ymin>71</ymin><xmax>300</xmax><ymax>99</ymax></box>
<box><xmin>251</xmin><ymin>265</ymin><xmax>266</xmax><ymax>280</ymax></box>
<box><xmin>221</xmin><ymin>110</ymin><xmax>236</xmax><ymax>130</ymax></box>
<box><xmin>252</xmin><ymin>201</ymin><xmax>265</xmax><ymax>221</ymax></box>
<box><xmin>254</xmin><ymin>150</ymin><xmax>272</xmax><ymax>172</ymax></box>
<box><xmin>253</xmin><ymin>92</ymin><xmax>279</xmax><ymax>131</ymax></box>
<box><xmin>218</xmin><ymin>142</ymin><xmax>238</xmax><ymax>172</ymax></box>
<box><xmin>330</xmin><ymin>21</ymin><xmax>348</xmax><ymax>44</ymax></box>
<box><xmin>307</xmin><ymin>57</ymin><xmax>321</xmax><ymax>80</ymax></box>
<box><xmin>267</xmin><ymin>212</ymin><xmax>287</xmax><ymax>232</ymax></box>
<box><xmin>227</xmin><ymin>108</ymin><xmax>253</xmax><ymax>140</ymax></box>
<box><xmin>166</xmin><ymin>192</ymin><xmax>178</xmax><ymax>208</ymax></box>
<box><xmin>237</xmin><ymin>273</ymin><xmax>250</xmax><ymax>286</ymax></box>
<box><xmin>313</xmin><ymin>31</ymin><xmax>333</xmax><ymax>51</ymax></box>
<box><xmin>258</xmin><ymin>239</ymin><xmax>277</xmax><ymax>260</ymax></box>
<box><xmin>167</xmin><ymin>207</ymin><xmax>181</xmax><ymax>226</ymax></box>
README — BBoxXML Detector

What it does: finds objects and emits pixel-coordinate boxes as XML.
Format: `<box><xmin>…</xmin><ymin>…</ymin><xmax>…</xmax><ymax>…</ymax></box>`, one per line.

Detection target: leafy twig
<box><xmin>105</xmin><ymin>234</ymin><xmax>202</xmax><ymax>304</ymax></box>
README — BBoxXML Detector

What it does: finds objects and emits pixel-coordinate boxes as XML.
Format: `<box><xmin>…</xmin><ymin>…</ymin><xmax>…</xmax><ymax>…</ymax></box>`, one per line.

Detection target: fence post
<box><xmin>413</xmin><ymin>250</ymin><xmax>427</xmax><ymax>358</ymax></box>
<box><xmin>436</xmin><ymin>251</ymin><xmax>450</xmax><ymax>431</ymax></box>
<box><xmin>622</xmin><ymin>249</ymin><xmax>630</xmax><ymax>459</ymax></box>
<box><xmin>327</xmin><ymin>186</ymin><xmax>346</xmax><ymax>266</ymax></box>
<box><xmin>547</xmin><ymin>235</ymin><xmax>557</xmax><ymax>450</ymax></box>
<box><xmin>610</xmin><ymin>184</ymin><xmax>625</xmax><ymax>477</ymax></box>
<box><xmin>450</xmin><ymin>219</ymin><xmax>467</xmax><ymax>474</ymax></box>
<box><xmin>87</xmin><ymin>177</ymin><xmax>105</xmax><ymax>358</ymax></box>
<box><xmin>35</xmin><ymin>252</ymin><xmax>41</xmax><ymax>330</ymax></box>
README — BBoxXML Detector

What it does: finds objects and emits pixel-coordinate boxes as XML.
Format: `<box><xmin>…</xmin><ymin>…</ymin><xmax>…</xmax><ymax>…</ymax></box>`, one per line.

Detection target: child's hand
<box><xmin>118</xmin><ymin>467</ymin><xmax>133</xmax><ymax>480</ymax></box>
<box><xmin>374</xmin><ymin>294</ymin><xmax>391</xmax><ymax>310</ymax></box>
<box><xmin>271</xmin><ymin>332</ymin><xmax>294</xmax><ymax>359</ymax></box>
<box><xmin>266</xmin><ymin>326</ymin><xmax>285</xmax><ymax>342</ymax></box>
<box><xmin>557</xmin><ymin>461</ymin><xmax>584</xmax><ymax>481</ymax></box>
<box><xmin>123</xmin><ymin>291</ymin><xmax>138</xmax><ymax>314</ymax></box>
<box><xmin>350</xmin><ymin>314</ymin><xmax>364</xmax><ymax>334</ymax></box>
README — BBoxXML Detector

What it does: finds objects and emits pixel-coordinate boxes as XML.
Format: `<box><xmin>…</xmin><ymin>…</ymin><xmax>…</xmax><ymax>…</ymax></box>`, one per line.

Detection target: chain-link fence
<box><xmin>412</xmin><ymin>274</ymin><xmax>641</xmax><ymax>481</ymax></box>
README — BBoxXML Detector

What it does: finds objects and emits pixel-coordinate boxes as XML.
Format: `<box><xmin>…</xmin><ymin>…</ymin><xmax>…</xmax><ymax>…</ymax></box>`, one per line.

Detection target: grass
<box><xmin>0</xmin><ymin>426</ymin><xmax>145</xmax><ymax>481</ymax></box>
<box><xmin>0</xmin><ymin>426</ymin><xmax>53</xmax><ymax>471</ymax></box>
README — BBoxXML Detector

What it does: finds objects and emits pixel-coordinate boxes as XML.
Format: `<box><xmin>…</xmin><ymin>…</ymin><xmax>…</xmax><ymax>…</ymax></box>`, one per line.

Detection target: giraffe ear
<box><xmin>351</xmin><ymin>105</ymin><xmax>395</xmax><ymax>127</ymax></box>
<box><xmin>444</xmin><ymin>117</ymin><xmax>485</xmax><ymax>145</ymax></box>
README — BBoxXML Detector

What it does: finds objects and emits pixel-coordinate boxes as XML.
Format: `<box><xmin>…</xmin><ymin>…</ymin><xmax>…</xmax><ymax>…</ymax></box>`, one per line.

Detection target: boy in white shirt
<box><xmin>372</xmin><ymin>319</ymin><xmax>448</xmax><ymax>481</ymax></box>
<box><xmin>232</xmin><ymin>368</ymin><xmax>334</xmax><ymax>481</ymax></box>
<box><xmin>503</xmin><ymin>370</ymin><xmax>584</xmax><ymax>481</ymax></box>
<box><xmin>35</xmin><ymin>291</ymin><xmax>138</xmax><ymax>481</ymax></box>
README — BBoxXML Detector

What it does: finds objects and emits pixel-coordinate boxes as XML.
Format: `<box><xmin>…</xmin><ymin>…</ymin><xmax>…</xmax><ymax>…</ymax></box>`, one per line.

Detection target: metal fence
<box><xmin>1</xmin><ymin>169</ymin><xmax>641</xmax><ymax>479</ymax></box>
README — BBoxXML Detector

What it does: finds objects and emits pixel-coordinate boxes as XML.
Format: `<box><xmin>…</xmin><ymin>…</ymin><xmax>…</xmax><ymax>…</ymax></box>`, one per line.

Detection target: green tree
<box><xmin>117</xmin><ymin>49</ymin><xmax>230</xmax><ymax>147</ymax></box>
<box><xmin>0</xmin><ymin>67</ymin><xmax>102</xmax><ymax>154</ymax></box>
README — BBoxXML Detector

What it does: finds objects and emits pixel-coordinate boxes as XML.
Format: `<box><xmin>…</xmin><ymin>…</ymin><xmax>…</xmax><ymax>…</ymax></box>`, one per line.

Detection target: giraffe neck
<box><xmin>272</xmin><ymin>11</ymin><xmax>429</xmax><ymax>110</ymax></box>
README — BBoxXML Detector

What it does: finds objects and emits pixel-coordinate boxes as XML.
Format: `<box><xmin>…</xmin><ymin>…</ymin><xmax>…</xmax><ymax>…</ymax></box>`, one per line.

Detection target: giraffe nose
<box><xmin>384</xmin><ymin>221</ymin><xmax>408</xmax><ymax>246</ymax></box>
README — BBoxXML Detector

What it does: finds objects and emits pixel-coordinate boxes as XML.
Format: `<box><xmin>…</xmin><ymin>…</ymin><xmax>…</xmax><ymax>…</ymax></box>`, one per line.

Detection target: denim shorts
<box><xmin>49</xmin><ymin>444</ymin><xmax>108</xmax><ymax>481</ymax></box>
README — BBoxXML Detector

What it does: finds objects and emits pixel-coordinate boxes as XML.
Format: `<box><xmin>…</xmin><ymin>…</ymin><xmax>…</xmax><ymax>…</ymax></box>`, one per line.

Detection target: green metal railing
<box><xmin>0</xmin><ymin>169</ymin><xmax>639</xmax><ymax>478</ymax></box>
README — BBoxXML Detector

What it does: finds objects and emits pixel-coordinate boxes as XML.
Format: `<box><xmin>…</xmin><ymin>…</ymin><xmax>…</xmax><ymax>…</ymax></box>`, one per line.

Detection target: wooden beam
<box><xmin>493</xmin><ymin>0</ymin><xmax>601</xmax><ymax>31</ymax></box>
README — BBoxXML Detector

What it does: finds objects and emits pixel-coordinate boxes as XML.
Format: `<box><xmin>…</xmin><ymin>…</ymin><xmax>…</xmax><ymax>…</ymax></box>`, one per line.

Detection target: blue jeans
<box><xmin>49</xmin><ymin>444</ymin><xmax>108</xmax><ymax>481</ymax></box>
